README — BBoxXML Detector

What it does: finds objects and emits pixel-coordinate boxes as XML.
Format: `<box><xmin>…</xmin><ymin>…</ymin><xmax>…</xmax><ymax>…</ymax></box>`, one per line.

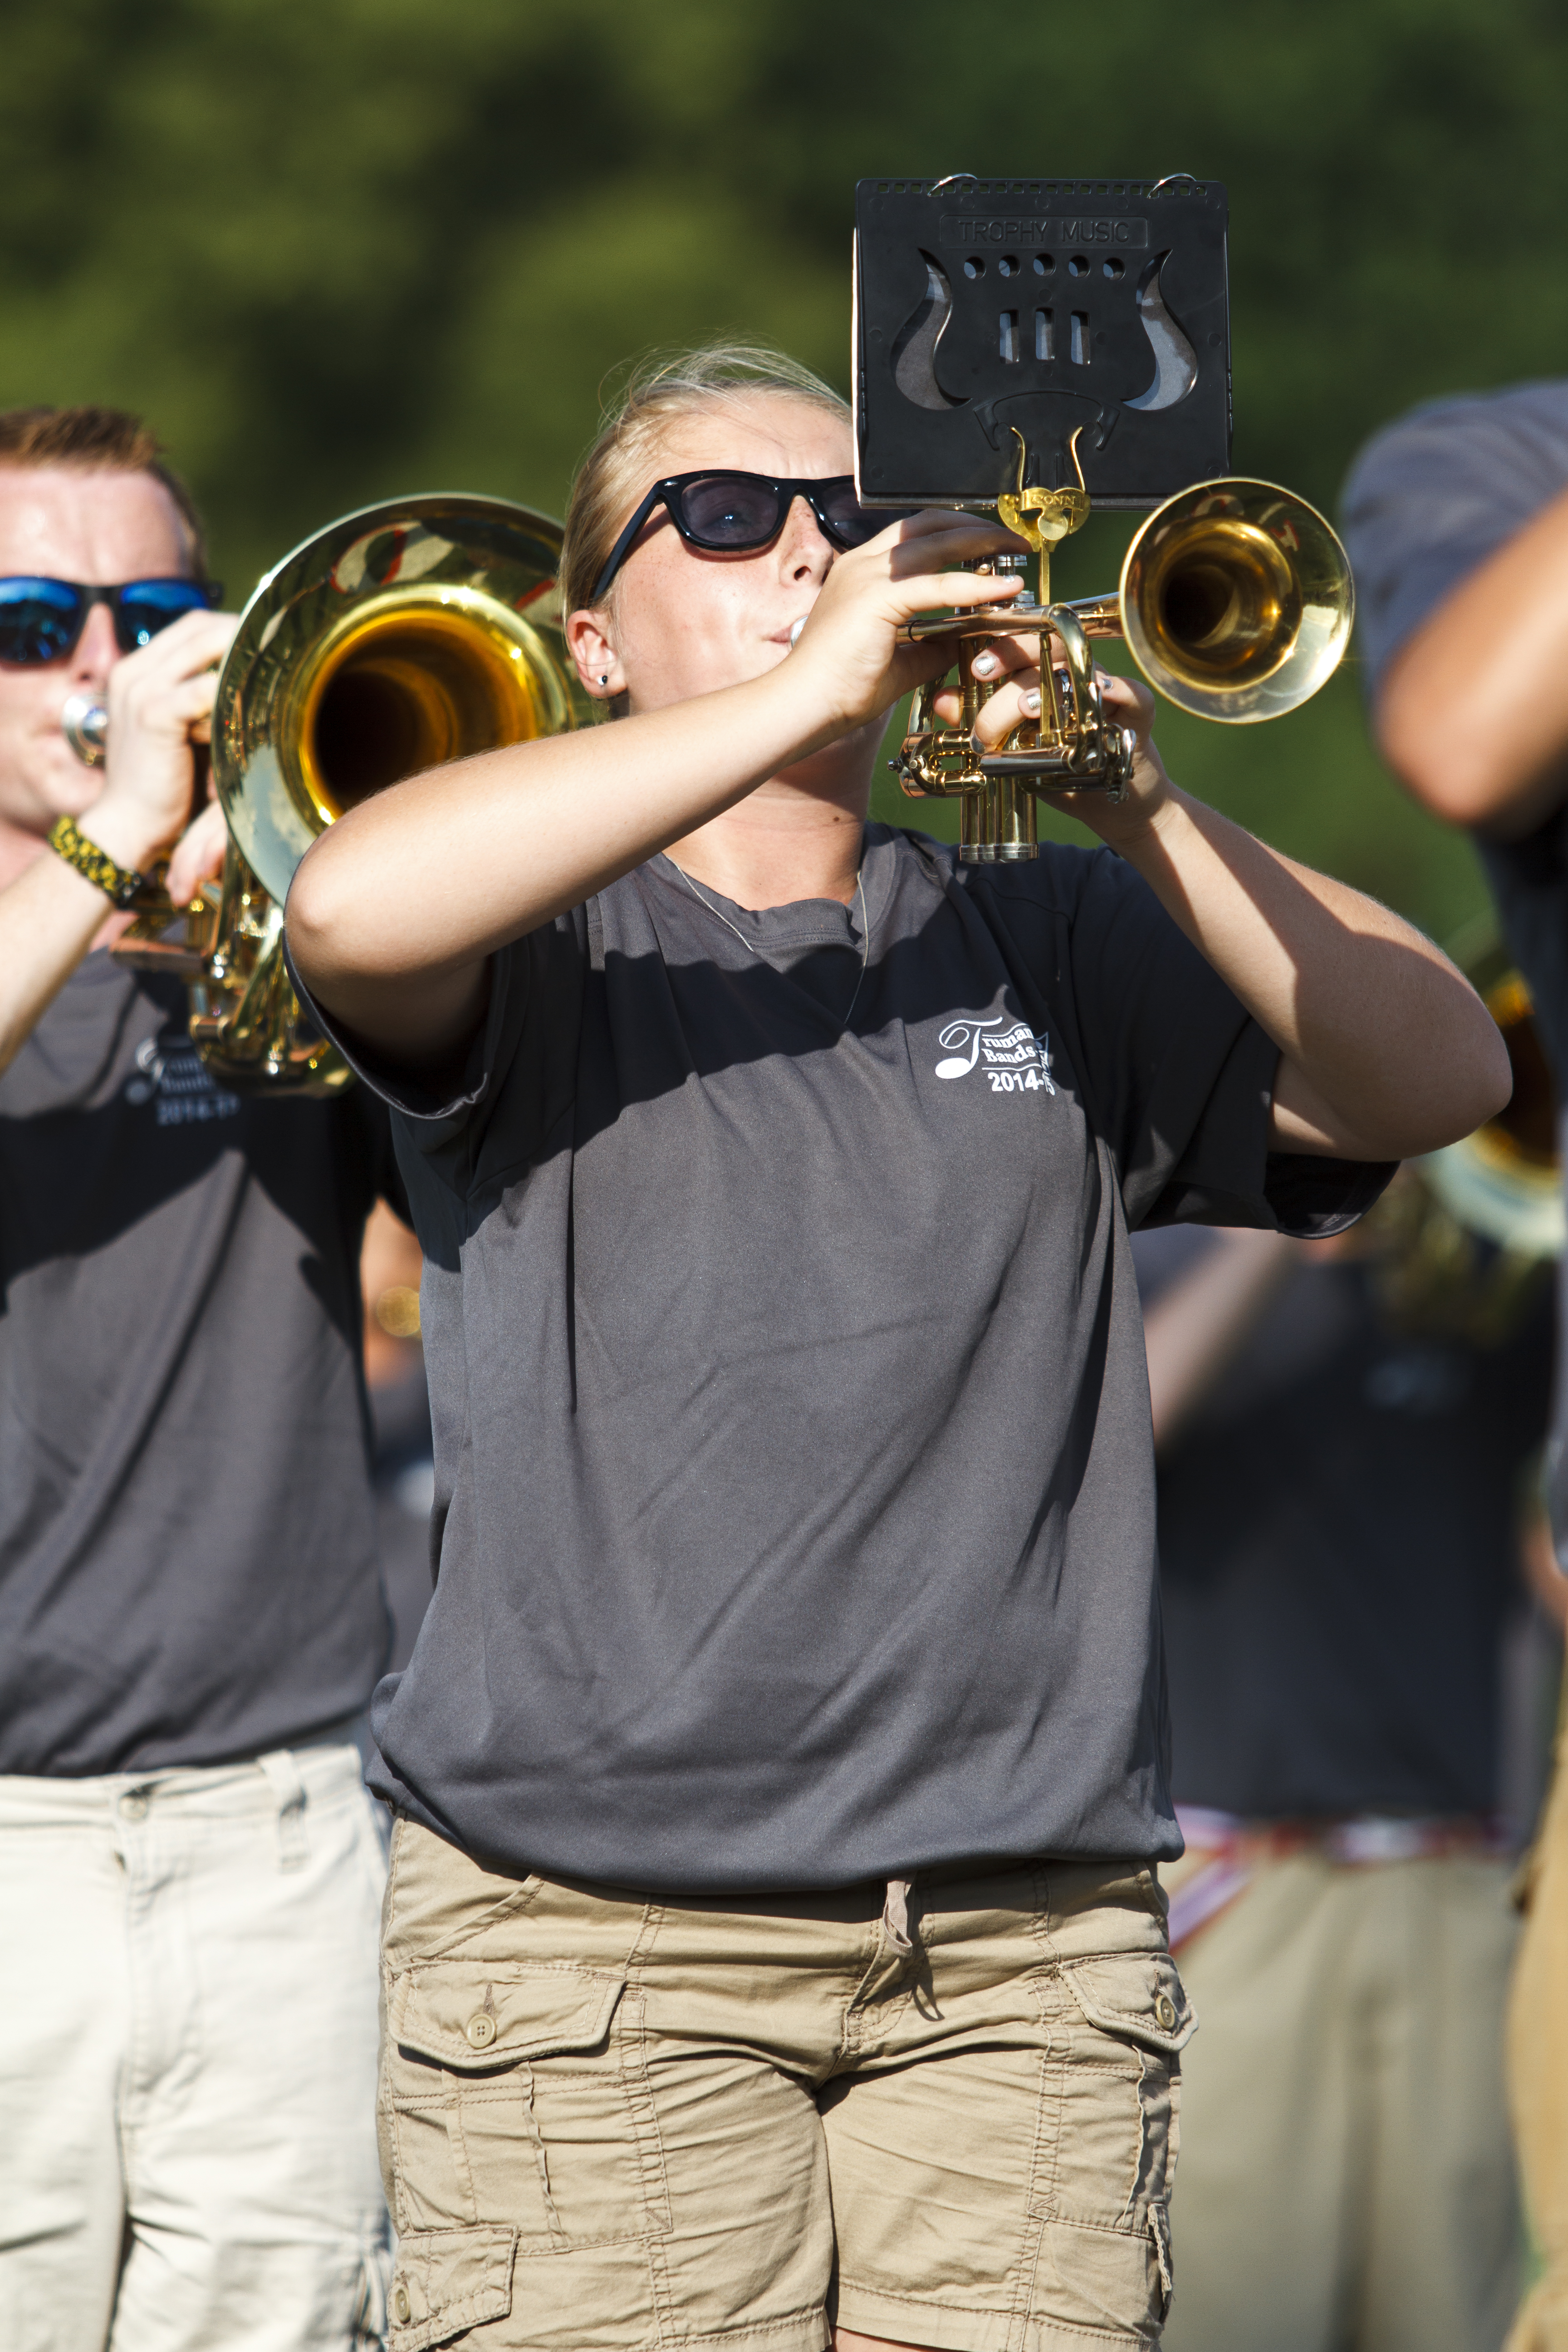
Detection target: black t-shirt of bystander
<box><xmin>1135</xmin><ymin>1226</ymin><xmax>1552</xmax><ymax>1820</ymax></box>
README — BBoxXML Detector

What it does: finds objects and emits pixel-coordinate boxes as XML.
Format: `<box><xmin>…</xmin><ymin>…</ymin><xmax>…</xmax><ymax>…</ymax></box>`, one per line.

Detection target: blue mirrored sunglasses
<box><xmin>0</xmin><ymin>576</ymin><xmax>222</xmax><ymax>665</ymax></box>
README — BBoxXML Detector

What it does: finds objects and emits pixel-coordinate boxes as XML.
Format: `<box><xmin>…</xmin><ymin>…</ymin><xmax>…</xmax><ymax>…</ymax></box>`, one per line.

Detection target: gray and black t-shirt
<box><xmin>0</xmin><ymin>953</ymin><xmax>400</xmax><ymax>1776</ymax></box>
<box><xmin>1343</xmin><ymin>380</ymin><xmax>1568</xmax><ymax>1075</ymax></box>
<box><xmin>309</xmin><ymin>824</ymin><xmax>1388</xmax><ymax>1892</ymax></box>
<box><xmin>1343</xmin><ymin>380</ymin><xmax>1568</xmax><ymax>1541</ymax></box>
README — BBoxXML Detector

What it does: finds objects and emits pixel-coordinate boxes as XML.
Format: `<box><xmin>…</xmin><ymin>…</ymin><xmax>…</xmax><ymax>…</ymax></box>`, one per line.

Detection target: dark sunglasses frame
<box><xmin>0</xmin><ymin>575</ymin><xmax>223</xmax><ymax>664</ymax></box>
<box><xmin>588</xmin><ymin>472</ymin><xmax>884</xmax><ymax>605</ymax></box>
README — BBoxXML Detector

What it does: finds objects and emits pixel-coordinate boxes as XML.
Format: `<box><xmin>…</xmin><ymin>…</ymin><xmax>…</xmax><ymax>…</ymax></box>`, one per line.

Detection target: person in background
<box><xmin>1344</xmin><ymin>381</ymin><xmax>1568</xmax><ymax>2352</ymax></box>
<box><xmin>1134</xmin><ymin>1192</ymin><xmax>1553</xmax><ymax>2352</ymax></box>
<box><xmin>0</xmin><ymin>405</ymin><xmax>397</xmax><ymax>2351</ymax></box>
<box><xmin>361</xmin><ymin>1197</ymin><xmax>435</xmax><ymax>1672</ymax></box>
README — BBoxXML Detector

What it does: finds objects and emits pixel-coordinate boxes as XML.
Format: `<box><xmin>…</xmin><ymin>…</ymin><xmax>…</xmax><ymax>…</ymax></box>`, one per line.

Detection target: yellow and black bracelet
<box><xmin>47</xmin><ymin>812</ymin><xmax>148</xmax><ymax>911</ymax></box>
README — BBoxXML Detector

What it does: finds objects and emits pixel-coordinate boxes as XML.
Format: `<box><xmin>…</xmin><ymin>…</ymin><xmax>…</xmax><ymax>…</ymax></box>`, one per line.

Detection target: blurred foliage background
<box><xmin>4</xmin><ymin>0</ymin><xmax>1566</xmax><ymax>934</ymax></box>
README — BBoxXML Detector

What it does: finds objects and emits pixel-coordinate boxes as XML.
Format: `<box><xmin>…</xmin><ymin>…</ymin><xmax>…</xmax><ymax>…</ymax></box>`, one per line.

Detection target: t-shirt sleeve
<box><xmin>283</xmin><ymin>904</ymin><xmax>588</xmax><ymax>1199</ymax></box>
<box><xmin>1058</xmin><ymin>845</ymin><xmax>1394</xmax><ymax>1239</ymax></box>
<box><xmin>1341</xmin><ymin>383</ymin><xmax>1568</xmax><ymax>695</ymax></box>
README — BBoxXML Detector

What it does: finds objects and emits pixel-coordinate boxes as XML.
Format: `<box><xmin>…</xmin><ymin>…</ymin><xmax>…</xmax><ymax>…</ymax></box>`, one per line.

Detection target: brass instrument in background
<box><xmin>1369</xmin><ymin>963</ymin><xmax>1564</xmax><ymax>1338</ymax></box>
<box><xmin>76</xmin><ymin>495</ymin><xmax>594</xmax><ymax>1091</ymax></box>
<box><xmin>1382</xmin><ymin>960</ymin><xmax>1568</xmax><ymax>1308</ymax></box>
<box><xmin>892</xmin><ymin>437</ymin><xmax>1355</xmax><ymax>863</ymax></box>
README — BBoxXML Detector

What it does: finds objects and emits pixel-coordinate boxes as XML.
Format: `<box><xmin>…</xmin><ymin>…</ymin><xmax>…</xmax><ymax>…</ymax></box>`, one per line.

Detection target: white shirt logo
<box><xmin>935</xmin><ymin>1017</ymin><xmax>1056</xmax><ymax>1095</ymax></box>
<box><xmin>124</xmin><ymin>1031</ymin><xmax>241</xmax><ymax>1126</ymax></box>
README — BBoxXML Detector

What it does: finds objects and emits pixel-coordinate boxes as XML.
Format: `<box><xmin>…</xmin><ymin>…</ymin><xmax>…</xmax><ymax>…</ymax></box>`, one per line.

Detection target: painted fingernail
<box><xmin>1022</xmin><ymin>688</ymin><xmax>1041</xmax><ymax>713</ymax></box>
<box><xmin>972</xmin><ymin>652</ymin><xmax>998</xmax><ymax>676</ymax></box>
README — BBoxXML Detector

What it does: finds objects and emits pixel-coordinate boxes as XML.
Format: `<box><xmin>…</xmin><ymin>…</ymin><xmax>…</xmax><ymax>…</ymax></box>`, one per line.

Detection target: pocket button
<box><xmin>465</xmin><ymin>2012</ymin><xmax>497</xmax><ymax>2050</ymax></box>
<box><xmin>1154</xmin><ymin>1992</ymin><xmax>1178</xmax><ymax>2031</ymax></box>
<box><xmin>392</xmin><ymin>2280</ymin><xmax>412</xmax><ymax>2325</ymax></box>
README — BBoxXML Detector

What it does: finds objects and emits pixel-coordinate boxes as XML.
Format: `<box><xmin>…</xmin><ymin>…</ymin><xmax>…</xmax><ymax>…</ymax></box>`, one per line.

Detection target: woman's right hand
<box><xmin>784</xmin><ymin>509</ymin><xmax>1031</xmax><ymax>740</ymax></box>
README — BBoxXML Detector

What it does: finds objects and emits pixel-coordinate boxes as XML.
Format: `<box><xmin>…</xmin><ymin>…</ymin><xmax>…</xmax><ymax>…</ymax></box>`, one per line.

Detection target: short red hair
<box><xmin>0</xmin><ymin>405</ymin><xmax>209</xmax><ymax>576</ymax></box>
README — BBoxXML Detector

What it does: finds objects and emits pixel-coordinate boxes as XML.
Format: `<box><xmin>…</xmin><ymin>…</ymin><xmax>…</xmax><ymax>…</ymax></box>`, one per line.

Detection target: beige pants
<box><xmin>1508</xmin><ymin>1715</ymin><xmax>1568</xmax><ymax>2352</ymax></box>
<box><xmin>0</xmin><ymin>1742</ymin><xmax>392</xmax><ymax>2352</ymax></box>
<box><xmin>381</xmin><ymin>1821</ymin><xmax>1194</xmax><ymax>2352</ymax></box>
<box><xmin>1158</xmin><ymin>1852</ymin><xmax>1519</xmax><ymax>2352</ymax></box>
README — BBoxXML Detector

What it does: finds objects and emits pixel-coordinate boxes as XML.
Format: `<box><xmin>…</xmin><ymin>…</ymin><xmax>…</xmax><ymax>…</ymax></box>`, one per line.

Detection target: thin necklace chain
<box><xmin>666</xmin><ymin>856</ymin><xmax>871</xmax><ymax>1033</ymax></box>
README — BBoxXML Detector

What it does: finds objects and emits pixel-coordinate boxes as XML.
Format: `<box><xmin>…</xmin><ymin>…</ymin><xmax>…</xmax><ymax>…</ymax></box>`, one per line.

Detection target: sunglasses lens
<box><xmin>116</xmin><ymin>579</ymin><xmax>214</xmax><ymax>650</ymax></box>
<box><xmin>0</xmin><ymin>578</ymin><xmax>83</xmax><ymax>664</ymax></box>
<box><xmin>677</xmin><ymin>476</ymin><xmax>786</xmax><ymax>548</ymax></box>
<box><xmin>817</xmin><ymin>485</ymin><xmax>885</xmax><ymax>548</ymax></box>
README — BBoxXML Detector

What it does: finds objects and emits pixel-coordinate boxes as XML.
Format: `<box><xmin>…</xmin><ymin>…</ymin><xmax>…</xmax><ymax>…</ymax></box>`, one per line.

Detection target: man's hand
<box><xmin>81</xmin><ymin>609</ymin><xmax>238</xmax><ymax>877</ymax></box>
<box><xmin>166</xmin><ymin>797</ymin><xmax>231</xmax><ymax>905</ymax></box>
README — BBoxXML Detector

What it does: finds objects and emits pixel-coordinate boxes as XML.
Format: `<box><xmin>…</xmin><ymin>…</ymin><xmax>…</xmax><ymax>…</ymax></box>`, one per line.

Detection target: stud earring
<box><xmin>599</xmin><ymin>673</ymin><xmax>609</xmax><ymax>686</ymax></box>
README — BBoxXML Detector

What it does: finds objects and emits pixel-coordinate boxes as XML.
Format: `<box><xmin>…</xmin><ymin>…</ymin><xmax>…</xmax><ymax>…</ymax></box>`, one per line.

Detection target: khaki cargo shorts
<box><xmin>379</xmin><ymin>1820</ymin><xmax>1193</xmax><ymax>2352</ymax></box>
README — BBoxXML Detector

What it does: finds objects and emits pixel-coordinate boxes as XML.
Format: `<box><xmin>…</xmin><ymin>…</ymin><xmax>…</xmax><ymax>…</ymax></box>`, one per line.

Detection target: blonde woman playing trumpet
<box><xmin>288</xmin><ymin>344</ymin><xmax>1507</xmax><ymax>2352</ymax></box>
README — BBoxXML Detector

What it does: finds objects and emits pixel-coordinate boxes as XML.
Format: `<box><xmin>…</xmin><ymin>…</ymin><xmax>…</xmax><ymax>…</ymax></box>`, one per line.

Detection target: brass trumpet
<box><xmin>893</xmin><ymin>472</ymin><xmax>1355</xmax><ymax>863</ymax></box>
<box><xmin>76</xmin><ymin>495</ymin><xmax>594</xmax><ymax>1091</ymax></box>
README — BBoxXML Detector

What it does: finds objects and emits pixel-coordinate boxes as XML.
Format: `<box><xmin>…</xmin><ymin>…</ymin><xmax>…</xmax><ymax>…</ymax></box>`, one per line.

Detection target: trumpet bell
<box><xmin>1120</xmin><ymin>479</ymin><xmax>1354</xmax><ymax>725</ymax></box>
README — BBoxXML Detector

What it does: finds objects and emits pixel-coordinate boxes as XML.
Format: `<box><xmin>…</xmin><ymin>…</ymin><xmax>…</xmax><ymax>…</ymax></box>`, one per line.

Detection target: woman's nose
<box><xmin>779</xmin><ymin>496</ymin><xmax>835</xmax><ymax>580</ymax></box>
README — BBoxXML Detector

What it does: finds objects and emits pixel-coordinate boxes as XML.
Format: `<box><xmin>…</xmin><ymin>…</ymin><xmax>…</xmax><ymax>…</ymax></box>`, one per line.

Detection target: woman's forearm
<box><xmin>285</xmin><ymin>661</ymin><xmax>845</xmax><ymax>1054</ymax></box>
<box><xmin>1116</xmin><ymin>786</ymin><xmax>1511</xmax><ymax>1160</ymax></box>
<box><xmin>285</xmin><ymin>510</ymin><xmax>1035</xmax><ymax>1060</ymax></box>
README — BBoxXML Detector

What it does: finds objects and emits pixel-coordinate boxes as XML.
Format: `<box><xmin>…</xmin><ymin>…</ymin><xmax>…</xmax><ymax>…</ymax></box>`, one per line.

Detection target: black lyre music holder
<box><xmin>853</xmin><ymin>174</ymin><xmax>1231</xmax><ymax>510</ymax></box>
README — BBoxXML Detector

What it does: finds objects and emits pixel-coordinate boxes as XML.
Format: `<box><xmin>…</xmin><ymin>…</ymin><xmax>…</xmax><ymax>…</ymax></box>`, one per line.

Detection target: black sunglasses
<box><xmin>589</xmin><ymin>472</ymin><xmax>890</xmax><ymax>604</ymax></box>
<box><xmin>0</xmin><ymin>576</ymin><xmax>222</xmax><ymax>665</ymax></box>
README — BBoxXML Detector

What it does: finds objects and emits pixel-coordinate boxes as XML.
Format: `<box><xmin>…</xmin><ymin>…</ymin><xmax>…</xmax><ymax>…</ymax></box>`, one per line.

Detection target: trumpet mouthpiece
<box><xmin>62</xmin><ymin>693</ymin><xmax>108</xmax><ymax>768</ymax></box>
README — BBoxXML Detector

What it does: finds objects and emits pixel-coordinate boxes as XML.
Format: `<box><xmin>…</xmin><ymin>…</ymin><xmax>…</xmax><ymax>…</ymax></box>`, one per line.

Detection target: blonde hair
<box><xmin>560</xmin><ymin>342</ymin><xmax>851</xmax><ymax>618</ymax></box>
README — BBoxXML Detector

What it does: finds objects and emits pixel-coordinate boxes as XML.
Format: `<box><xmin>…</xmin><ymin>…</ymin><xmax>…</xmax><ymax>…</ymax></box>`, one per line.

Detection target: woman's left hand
<box><xmin>929</xmin><ymin>633</ymin><xmax>1174</xmax><ymax>842</ymax></box>
<box><xmin>949</xmin><ymin>626</ymin><xmax>1510</xmax><ymax>1162</ymax></box>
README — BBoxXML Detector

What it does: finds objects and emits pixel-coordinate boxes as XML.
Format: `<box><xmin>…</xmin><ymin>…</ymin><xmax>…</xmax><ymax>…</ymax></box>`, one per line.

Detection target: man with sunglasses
<box><xmin>0</xmin><ymin>407</ymin><xmax>395</xmax><ymax>2350</ymax></box>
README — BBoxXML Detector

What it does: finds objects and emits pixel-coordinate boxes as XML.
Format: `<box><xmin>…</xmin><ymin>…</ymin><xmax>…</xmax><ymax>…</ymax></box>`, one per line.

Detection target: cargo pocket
<box><xmin>392</xmin><ymin>1960</ymin><xmax>625</xmax><ymax>2071</ymax></box>
<box><xmin>387</xmin><ymin>2224</ymin><xmax>517</xmax><ymax>2352</ymax></box>
<box><xmin>385</xmin><ymin>1960</ymin><xmax>659</xmax><ymax>2253</ymax></box>
<box><xmin>1051</xmin><ymin>1952</ymin><xmax>1194</xmax><ymax>2230</ymax></box>
<box><xmin>1060</xmin><ymin>1950</ymin><xmax>1195</xmax><ymax>2060</ymax></box>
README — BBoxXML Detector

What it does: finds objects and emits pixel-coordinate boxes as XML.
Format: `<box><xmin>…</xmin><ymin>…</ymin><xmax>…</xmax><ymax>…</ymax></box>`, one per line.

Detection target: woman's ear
<box><xmin>565</xmin><ymin>608</ymin><xmax>622</xmax><ymax>701</ymax></box>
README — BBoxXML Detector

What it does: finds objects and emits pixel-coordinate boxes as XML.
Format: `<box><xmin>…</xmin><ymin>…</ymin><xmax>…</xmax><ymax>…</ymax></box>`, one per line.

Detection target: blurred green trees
<box><xmin>4</xmin><ymin>0</ymin><xmax>1566</xmax><ymax>932</ymax></box>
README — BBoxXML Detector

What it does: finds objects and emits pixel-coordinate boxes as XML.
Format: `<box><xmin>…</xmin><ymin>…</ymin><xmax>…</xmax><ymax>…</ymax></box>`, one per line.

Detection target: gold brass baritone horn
<box><xmin>1357</xmin><ymin>963</ymin><xmax>1563</xmax><ymax>1341</ymax></box>
<box><xmin>892</xmin><ymin>460</ymin><xmax>1355</xmax><ymax>865</ymax></box>
<box><xmin>75</xmin><ymin>495</ymin><xmax>595</xmax><ymax>1092</ymax></box>
<box><xmin>1418</xmin><ymin>967</ymin><xmax>1563</xmax><ymax>1260</ymax></box>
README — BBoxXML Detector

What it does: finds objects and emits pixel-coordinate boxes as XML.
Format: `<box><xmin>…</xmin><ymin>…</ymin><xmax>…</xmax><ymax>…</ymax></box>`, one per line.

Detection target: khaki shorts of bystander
<box><xmin>378</xmin><ymin>1820</ymin><xmax>1195</xmax><ymax>2352</ymax></box>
